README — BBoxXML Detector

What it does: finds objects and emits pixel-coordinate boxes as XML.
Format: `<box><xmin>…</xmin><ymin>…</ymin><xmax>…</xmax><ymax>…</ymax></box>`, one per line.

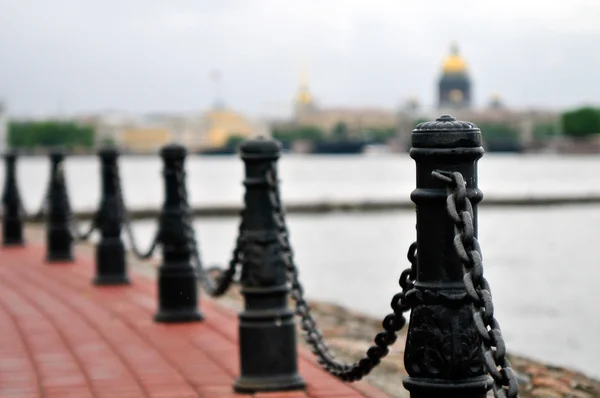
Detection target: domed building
<box><xmin>488</xmin><ymin>93</ymin><xmax>504</xmax><ymax>109</ymax></box>
<box><xmin>294</xmin><ymin>67</ymin><xmax>317</xmax><ymax>119</ymax></box>
<box><xmin>291</xmin><ymin>67</ymin><xmax>397</xmax><ymax>135</ymax></box>
<box><xmin>438</xmin><ymin>44</ymin><xmax>472</xmax><ymax>110</ymax></box>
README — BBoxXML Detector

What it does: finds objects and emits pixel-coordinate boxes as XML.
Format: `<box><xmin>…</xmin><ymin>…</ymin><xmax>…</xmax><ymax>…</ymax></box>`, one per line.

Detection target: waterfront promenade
<box><xmin>0</xmin><ymin>235</ymin><xmax>386</xmax><ymax>398</ymax></box>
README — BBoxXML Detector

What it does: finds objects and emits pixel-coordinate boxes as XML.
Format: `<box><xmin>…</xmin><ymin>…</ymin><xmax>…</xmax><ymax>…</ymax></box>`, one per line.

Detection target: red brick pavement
<box><xmin>0</xmin><ymin>245</ymin><xmax>390</xmax><ymax>398</ymax></box>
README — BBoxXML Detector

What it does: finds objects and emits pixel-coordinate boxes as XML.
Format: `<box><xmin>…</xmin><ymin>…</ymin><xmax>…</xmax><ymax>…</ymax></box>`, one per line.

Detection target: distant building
<box><xmin>119</xmin><ymin>127</ymin><xmax>172</xmax><ymax>153</ymax></box>
<box><xmin>296</xmin><ymin>107</ymin><xmax>398</xmax><ymax>135</ymax></box>
<box><xmin>488</xmin><ymin>93</ymin><xmax>505</xmax><ymax>110</ymax></box>
<box><xmin>201</xmin><ymin>108</ymin><xmax>260</xmax><ymax>148</ymax></box>
<box><xmin>291</xmin><ymin>68</ymin><xmax>398</xmax><ymax>136</ymax></box>
<box><xmin>390</xmin><ymin>44</ymin><xmax>562</xmax><ymax>151</ymax></box>
<box><xmin>294</xmin><ymin>67</ymin><xmax>318</xmax><ymax>120</ymax></box>
<box><xmin>404</xmin><ymin>96</ymin><xmax>420</xmax><ymax>113</ymax></box>
<box><xmin>92</xmin><ymin>107</ymin><xmax>269</xmax><ymax>153</ymax></box>
<box><xmin>438</xmin><ymin>44</ymin><xmax>472</xmax><ymax>110</ymax></box>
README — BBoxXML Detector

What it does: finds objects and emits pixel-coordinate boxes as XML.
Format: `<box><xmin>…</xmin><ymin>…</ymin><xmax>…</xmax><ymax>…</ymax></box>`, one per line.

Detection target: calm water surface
<box><xmin>3</xmin><ymin>154</ymin><xmax>600</xmax><ymax>379</ymax></box>
<box><xmin>7</xmin><ymin>153</ymin><xmax>600</xmax><ymax>211</ymax></box>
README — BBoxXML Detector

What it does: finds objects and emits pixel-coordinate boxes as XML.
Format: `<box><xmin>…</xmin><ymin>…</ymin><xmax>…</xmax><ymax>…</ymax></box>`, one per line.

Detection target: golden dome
<box><xmin>442</xmin><ymin>44</ymin><xmax>468</xmax><ymax>74</ymax></box>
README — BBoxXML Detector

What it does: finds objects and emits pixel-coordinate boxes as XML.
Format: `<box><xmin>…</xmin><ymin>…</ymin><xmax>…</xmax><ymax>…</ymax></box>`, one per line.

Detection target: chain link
<box><xmin>171</xmin><ymin>162</ymin><xmax>243</xmax><ymax>297</ymax></box>
<box><xmin>22</xmin><ymin>180</ymin><xmax>50</xmax><ymax>221</ymax></box>
<box><xmin>59</xmin><ymin>159</ymin><xmax>98</xmax><ymax>242</ymax></box>
<box><xmin>70</xmin><ymin>218</ymin><xmax>97</xmax><ymax>242</ymax></box>
<box><xmin>265</xmin><ymin>162</ymin><xmax>415</xmax><ymax>381</ymax></box>
<box><xmin>31</xmin><ymin>182</ymin><xmax>50</xmax><ymax>220</ymax></box>
<box><xmin>113</xmin><ymin>161</ymin><xmax>161</xmax><ymax>260</ymax></box>
<box><xmin>21</xmin><ymin>160</ymin><xmax>96</xmax><ymax>240</ymax></box>
<box><xmin>432</xmin><ymin>170</ymin><xmax>519</xmax><ymax>398</ymax></box>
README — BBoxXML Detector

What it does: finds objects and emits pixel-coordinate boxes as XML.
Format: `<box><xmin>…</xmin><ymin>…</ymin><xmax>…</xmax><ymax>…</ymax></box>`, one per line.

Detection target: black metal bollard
<box><xmin>2</xmin><ymin>151</ymin><xmax>25</xmax><ymax>246</ymax></box>
<box><xmin>233</xmin><ymin>138</ymin><xmax>305</xmax><ymax>393</ymax></box>
<box><xmin>46</xmin><ymin>149</ymin><xmax>74</xmax><ymax>263</ymax></box>
<box><xmin>154</xmin><ymin>144</ymin><xmax>203</xmax><ymax>323</ymax></box>
<box><xmin>403</xmin><ymin>115</ymin><xmax>492</xmax><ymax>397</ymax></box>
<box><xmin>93</xmin><ymin>147</ymin><xmax>130</xmax><ymax>285</ymax></box>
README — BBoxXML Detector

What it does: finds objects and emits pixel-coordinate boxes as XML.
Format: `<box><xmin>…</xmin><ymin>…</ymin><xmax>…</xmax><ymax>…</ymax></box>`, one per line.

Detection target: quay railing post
<box><xmin>403</xmin><ymin>115</ymin><xmax>492</xmax><ymax>397</ymax></box>
<box><xmin>46</xmin><ymin>149</ymin><xmax>74</xmax><ymax>263</ymax></box>
<box><xmin>154</xmin><ymin>144</ymin><xmax>203</xmax><ymax>323</ymax></box>
<box><xmin>93</xmin><ymin>147</ymin><xmax>129</xmax><ymax>285</ymax></box>
<box><xmin>2</xmin><ymin>151</ymin><xmax>25</xmax><ymax>246</ymax></box>
<box><xmin>233</xmin><ymin>138</ymin><xmax>305</xmax><ymax>393</ymax></box>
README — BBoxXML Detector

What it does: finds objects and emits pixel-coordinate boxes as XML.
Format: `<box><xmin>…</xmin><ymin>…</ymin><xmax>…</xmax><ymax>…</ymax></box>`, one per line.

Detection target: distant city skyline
<box><xmin>2</xmin><ymin>0</ymin><xmax>600</xmax><ymax>118</ymax></box>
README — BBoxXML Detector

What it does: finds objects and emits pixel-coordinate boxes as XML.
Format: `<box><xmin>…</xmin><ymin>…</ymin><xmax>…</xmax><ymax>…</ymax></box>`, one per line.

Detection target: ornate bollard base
<box><xmin>403</xmin><ymin>374</ymin><xmax>493</xmax><ymax>398</ymax></box>
<box><xmin>93</xmin><ymin>238</ymin><xmax>130</xmax><ymax>285</ymax></box>
<box><xmin>234</xmin><ymin>374</ymin><xmax>306</xmax><ymax>394</ymax></box>
<box><xmin>234</xmin><ymin>286</ymin><xmax>306</xmax><ymax>393</ymax></box>
<box><xmin>46</xmin><ymin>248</ymin><xmax>74</xmax><ymax>262</ymax></box>
<box><xmin>154</xmin><ymin>265</ymin><xmax>203</xmax><ymax>323</ymax></box>
<box><xmin>46</xmin><ymin>253</ymin><xmax>74</xmax><ymax>263</ymax></box>
<box><xmin>3</xmin><ymin>237</ymin><xmax>24</xmax><ymax>247</ymax></box>
<box><xmin>46</xmin><ymin>228</ymin><xmax>73</xmax><ymax>263</ymax></box>
<box><xmin>3</xmin><ymin>221</ymin><xmax>24</xmax><ymax>246</ymax></box>
<box><xmin>153</xmin><ymin>309</ymin><xmax>204</xmax><ymax>323</ymax></box>
<box><xmin>94</xmin><ymin>275</ymin><xmax>130</xmax><ymax>285</ymax></box>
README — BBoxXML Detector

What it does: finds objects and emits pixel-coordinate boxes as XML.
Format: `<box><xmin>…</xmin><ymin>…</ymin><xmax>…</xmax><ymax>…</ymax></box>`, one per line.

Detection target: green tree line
<box><xmin>8</xmin><ymin>121</ymin><xmax>95</xmax><ymax>150</ymax></box>
<box><xmin>561</xmin><ymin>107</ymin><xmax>600</xmax><ymax>138</ymax></box>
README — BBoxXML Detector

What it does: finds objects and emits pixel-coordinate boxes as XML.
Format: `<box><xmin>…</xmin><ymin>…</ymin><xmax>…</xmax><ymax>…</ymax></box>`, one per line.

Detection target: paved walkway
<box><xmin>0</xmin><ymin>244</ymin><xmax>388</xmax><ymax>398</ymax></box>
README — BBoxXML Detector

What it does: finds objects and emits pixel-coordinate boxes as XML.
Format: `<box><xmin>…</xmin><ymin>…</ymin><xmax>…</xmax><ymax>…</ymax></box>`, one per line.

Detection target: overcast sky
<box><xmin>2</xmin><ymin>0</ymin><xmax>600</xmax><ymax>118</ymax></box>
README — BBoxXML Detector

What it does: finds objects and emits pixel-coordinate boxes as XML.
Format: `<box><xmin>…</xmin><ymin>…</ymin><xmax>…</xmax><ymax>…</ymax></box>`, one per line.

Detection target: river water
<box><xmin>4</xmin><ymin>153</ymin><xmax>600</xmax><ymax>379</ymax></box>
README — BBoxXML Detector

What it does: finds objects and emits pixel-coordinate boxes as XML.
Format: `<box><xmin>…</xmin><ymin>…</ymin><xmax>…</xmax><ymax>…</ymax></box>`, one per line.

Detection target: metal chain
<box><xmin>191</xmin><ymin>237</ymin><xmax>242</xmax><ymax>297</ymax></box>
<box><xmin>66</xmin><ymin>162</ymin><xmax>97</xmax><ymax>242</ymax></box>
<box><xmin>122</xmin><ymin>216</ymin><xmax>160</xmax><ymax>259</ymax></box>
<box><xmin>31</xmin><ymin>183</ymin><xmax>50</xmax><ymax>220</ymax></box>
<box><xmin>172</xmin><ymin>163</ymin><xmax>243</xmax><ymax>297</ymax></box>
<box><xmin>70</xmin><ymin>217</ymin><xmax>97</xmax><ymax>242</ymax></box>
<box><xmin>265</xmin><ymin>162</ymin><xmax>415</xmax><ymax>382</ymax></box>
<box><xmin>22</xmin><ymin>160</ymin><xmax>96</xmax><ymax>240</ymax></box>
<box><xmin>113</xmin><ymin>162</ymin><xmax>161</xmax><ymax>260</ymax></box>
<box><xmin>13</xmin><ymin>192</ymin><xmax>38</xmax><ymax>221</ymax></box>
<box><xmin>23</xmin><ymin>181</ymin><xmax>50</xmax><ymax>221</ymax></box>
<box><xmin>432</xmin><ymin>170</ymin><xmax>519</xmax><ymax>398</ymax></box>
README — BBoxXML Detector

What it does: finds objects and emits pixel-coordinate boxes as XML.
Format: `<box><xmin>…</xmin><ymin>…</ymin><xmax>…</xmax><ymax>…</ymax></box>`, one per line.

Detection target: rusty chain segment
<box><xmin>265</xmin><ymin>162</ymin><xmax>415</xmax><ymax>382</ymax></box>
<box><xmin>432</xmin><ymin>169</ymin><xmax>519</xmax><ymax>398</ymax></box>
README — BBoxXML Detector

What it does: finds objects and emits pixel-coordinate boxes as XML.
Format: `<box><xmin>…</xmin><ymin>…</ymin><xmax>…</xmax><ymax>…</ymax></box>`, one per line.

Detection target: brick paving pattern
<box><xmin>0</xmin><ymin>245</ymin><xmax>388</xmax><ymax>398</ymax></box>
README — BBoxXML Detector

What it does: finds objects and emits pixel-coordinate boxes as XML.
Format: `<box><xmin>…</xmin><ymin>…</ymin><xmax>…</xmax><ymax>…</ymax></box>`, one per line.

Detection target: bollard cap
<box><xmin>97</xmin><ymin>146</ymin><xmax>119</xmax><ymax>158</ymax></box>
<box><xmin>240</xmin><ymin>136</ymin><xmax>281</xmax><ymax>160</ymax></box>
<box><xmin>3</xmin><ymin>149</ymin><xmax>18</xmax><ymax>160</ymax></box>
<box><xmin>412</xmin><ymin>114</ymin><xmax>482</xmax><ymax>148</ymax></box>
<box><xmin>160</xmin><ymin>143</ymin><xmax>187</xmax><ymax>160</ymax></box>
<box><xmin>49</xmin><ymin>147</ymin><xmax>66</xmax><ymax>161</ymax></box>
